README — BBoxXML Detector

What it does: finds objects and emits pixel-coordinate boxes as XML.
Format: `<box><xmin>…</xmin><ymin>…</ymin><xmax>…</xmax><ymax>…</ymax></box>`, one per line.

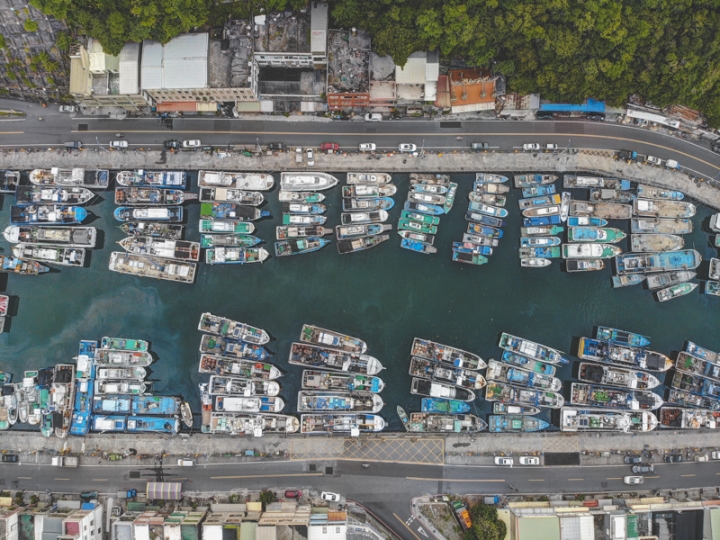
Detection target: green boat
<box><xmin>443</xmin><ymin>182</ymin><xmax>458</xmax><ymax>214</ymax></box>
<box><xmin>656</xmin><ymin>282</ymin><xmax>698</xmax><ymax>302</ymax></box>
<box><xmin>100</xmin><ymin>337</ymin><xmax>149</xmax><ymax>352</ymax></box>
<box><xmin>567</xmin><ymin>227</ymin><xmax>626</xmax><ymax>243</ymax></box>
<box><xmin>400</xmin><ymin>210</ymin><xmax>440</xmax><ymax>225</ymax></box>
<box><xmin>398</xmin><ymin>218</ymin><xmax>438</xmax><ymax>235</ymax></box>
<box><xmin>199</xmin><ymin>219</ymin><xmax>255</xmax><ymax>235</ymax></box>
<box><xmin>453</xmin><ymin>251</ymin><xmax>488</xmax><ymax>265</ymax></box>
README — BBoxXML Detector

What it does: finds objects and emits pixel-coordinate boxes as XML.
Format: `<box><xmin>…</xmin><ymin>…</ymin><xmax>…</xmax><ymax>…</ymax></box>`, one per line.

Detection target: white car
<box><xmin>646</xmin><ymin>155</ymin><xmax>662</xmax><ymax>165</ymax></box>
<box><xmin>712</xmin><ymin>451</ymin><xmax>720</xmax><ymax>460</ymax></box>
<box><xmin>364</xmin><ymin>113</ymin><xmax>382</xmax><ymax>122</ymax></box>
<box><xmin>182</xmin><ymin>139</ymin><xmax>201</xmax><ymax>149</ymax></box>
<box><xmin>398</xmin><ymin>143</ymin><xmax>417</xmax><ymax>153</ymax></box>
<box><xmin>623</xmin><ymin>475</ymin><xmax>644</xmax><ymax>485</ymax></box>
<box><xmin>545</xmin><ymin>143</ymin><xmax>558</xmax><ymax>150</ymax></box>
<box><xmin>59</xmin><ymin>105</ymin><xmax>75</xmax><ymax>113</ymax></box>
<box><xmin>519</xmin><ymin>456</ymin><xmax>539</xmax><ymax>466</ymax></box>
<box><xmin>494</xmin><ymin>456</ymin><xmax>513</xmax><ymax>466</ymax></box>
<box><xmin>177</xmin><ymin>459</ymin><xmax>195</xmax><ymax>467</ymax></box>
<box><xmin>523</xmin><ymin>143</ymin><xmax>540</xmax><ymax>151</ymax></box>
<box><xmin>695</xmin><ymin>454</ymin><xmax>709</xmax><ymax>462</ymax></box>
<box><xmin>306</xmin><ymin>148</ymin><xmax>315</xmax><ymax>166</ymax></box>
<box><xmin>321</xmin><ymin>491</ymin><xmax>340</xmax><ymax>502</ymax></box>
<box><xmin>110</xmin><ymin>140</ymin><xmax>128</xmax><ymax>149</ymax></box>
<box><xmin>359</xmin><ymin>143</ymin><xmax>377</xmax><ymax>152</ymax></box>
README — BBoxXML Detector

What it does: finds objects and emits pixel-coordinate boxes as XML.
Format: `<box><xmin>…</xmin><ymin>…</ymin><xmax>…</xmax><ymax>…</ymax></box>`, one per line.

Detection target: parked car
<box><xmin>494</xmin><ymin>456</ymin><xmax>513</xmax><ymax>466</ymax></box>
<box><xmin>268</xmin><ymin>142</ymin><xmax>286</xmax><ymax>151</ymax></box>
<box><xmin>664</xmin><ymin>454</ymin><xmax>683</xmax><ymax>463</ymax></box>
<box><xmin>631</xmin><ymin>465</ymin><xmax>654</xmax><ymax>474</ymax></box>
<box><xmin>110</xmin><ymin>140</ymin><xmax>128</xmax><ymax>149</ymax></box>
<box><xmin>694</xmin><ymin>454</ymin><xmax>709</xmax><ymax>462</ymax></box>
<box><xmin>364</xmin><ymin>113</ymin><xmax>383</xmax><ymax>122</ymax></box>
<box><xmin>646</xmin><ymin>155</ymin><xmax>662</xmax><ymax>165</ymax></box>
<box><xmin>536</xmin><ymin>112</ymin><xmax>554</xmax><ymax>120</ymax></box>
<box><xmin>1</xmin><ymin>455</ymin><xmax>19</xmax><ymax>463</ymax></box>
<box><xmin>623</xmin><ymin>475</ymin><xmax>644</xmax><ymax>485</ymax></box>
<box><xmin>587</xmin><ymin>113</ymin><xmax>605</xmax><ymax>121</ymax></box>
<box><xmin>712</xmin><ymin>451</ymin><xmax>720</xmax><ymax>460</ymax></box>
<box><xmin>295</xmin><ymin>147</ymin><xmax>303</xmax><ymax>163</ymax></box>
<box><xmin>64</xmin><ymin>141</ymin><xmax>83</xmax><ymax>150</ymax></box>
<box><xmin>177</xmin><ymin>459</ymin><xmax>195</xmax><ymax>466</ymax></box>
<box><xmin>306</xmin><ymin>148</ymin><xmax>315</xmax><ymax>166</ymax></box>
<box><xmin>320</xmin><ymin>142</ymin><xmax>339</xmax><ymax>152</ymax></box>
<box><xmin>321</xmin><ymin>491</ymin><xmax>340</xmax><ymax>502</ymax></box>
<box><xmin>182</xmin><ymin>139</ymin><xmax>201</xmax><ymax>149</ymax></box>
<box><xmin>523</xmin><ymin>143</ymin><xmax>540</xmax><ymax>151</ymax></box>
<box><xmin>623</xmin><ymin>455</ymin><xmax>643</xmax><ymax>464</ymax></box>
<box><xmin>518</xmin><ymin>456</ymin><xmax>539</xmax><ymax>466</ymax></box>
<box><xmin>284</xmin><ymin>490</ymin><xmax>302</xmax><ymax>499</ymax></box>
<box><xmin>59</xmin><ymin>105</ymin><xmax>75</xmax><ymax>113</ymax></box>
<box><xmin>398</xmin><ymin>143</ymin><xmax>417</xmax><ymax>153</ymax></box>
<box><xmin>359</xmin><ymin>143</ymin><xmax>377</xmax><ymax>152</ymax></box>
<box><xmin>164</xmin><ymin>140</ymin><xmax>181</xmax><ymax>150</ymax></box>
<box><xmin>471</xmin><ymin>142</ymin><xmax>489</xmax><ymax>152</ymax></box>
<box><xmin>545</xmin><ymin>143</ymin><xmax>558</xmax><ymax>150</ymax></box>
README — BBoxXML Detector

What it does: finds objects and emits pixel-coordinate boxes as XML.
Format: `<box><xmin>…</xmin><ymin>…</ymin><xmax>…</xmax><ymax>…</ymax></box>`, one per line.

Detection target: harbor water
<box><xmin>0</xmin><ymin>172</ymin><xmax>718</xmax><ymax>431</ymax></box>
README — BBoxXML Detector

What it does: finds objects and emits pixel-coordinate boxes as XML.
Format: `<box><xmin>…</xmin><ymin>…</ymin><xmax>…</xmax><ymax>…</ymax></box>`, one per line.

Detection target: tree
<box><xmin>259</xmin><ymin>490</ymin><xmax>276</xmax><ymax>509</ymax></box>
<box><xmin>463</xmin><ymin>503</ymin><xmax>507</xmax><ymax>540</ymax></box>
<box><xmin>24</xmin><ymin>19</ymin><xmax>39</xmax><ymax>32</ymax></box>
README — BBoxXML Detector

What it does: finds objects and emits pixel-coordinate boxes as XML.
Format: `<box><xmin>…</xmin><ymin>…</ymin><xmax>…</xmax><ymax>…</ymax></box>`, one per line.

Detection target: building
<box><xmin>326</xmin><ymin>29</ymin><xmax>371</xmax><ymax>111</ymax></box>
<box><xmin>394</xmin><ymin>51</ymin><xmax>439</xmax><ymax>105</ymax></box>
<box><xmin>308</xmin><ymin>511</ymin><xmax>347</xmax><ymax>540</ymax></box>
<box><xmin>58</xmin><ymin>506</ymin><xmax>104</xmax><ymax>540</ymax></box>
<box><xmin>0</xmin><ymin>506</ymin><xmax>24</xmax><ymax>540</ymax></box>
<box><xmin>445</xmin><ymin>68</ymin><xmax>497</xmax><ymax>114</ymax></box>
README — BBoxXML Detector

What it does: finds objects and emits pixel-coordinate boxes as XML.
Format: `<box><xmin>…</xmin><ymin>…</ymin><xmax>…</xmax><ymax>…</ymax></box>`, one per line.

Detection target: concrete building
<box><xmin>394</xmin><ymin>51</ymin><xmax>439</xmax><ymax>105</ymax></box>
<box><xmin>445</xmin><ymin>68</ymin><xmax>497</xmax><ymax>114</ymax></box>
<box><xmin>0</xmin><ymin>506</ymin><xmax>24</xmax><ymax>540</ymax></box>
<box><xmin>308</xmin><ymin>511</ymin><xmax>346</xmax><ymax>540</ymax></box>
<box><xmin>58</xmin><ymin>506</ymin><xmax>104</xmax><ymax>540</ymax></box>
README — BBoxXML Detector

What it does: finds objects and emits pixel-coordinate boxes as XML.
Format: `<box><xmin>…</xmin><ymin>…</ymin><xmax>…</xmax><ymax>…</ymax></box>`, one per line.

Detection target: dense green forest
<box><xmin>29</xmin><ymin>0</ymin><xmax>720</xmax><ymax>125</ymax></box>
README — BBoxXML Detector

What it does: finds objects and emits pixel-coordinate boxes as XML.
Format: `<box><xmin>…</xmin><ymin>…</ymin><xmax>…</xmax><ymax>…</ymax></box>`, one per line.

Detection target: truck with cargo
<box><xmin>451</xmin><ymin>500</ymin><xmax>472</xmax><ymax>531</ymax></box>
<box><xmin>116</xmin><ymin>489</ymin><xmax>137</xmax><ymax>499</ymax></box>
<box><xmin>51</xmin><ymin>456</ymin><xmax>79</xmax><ymax>468</ymax></box>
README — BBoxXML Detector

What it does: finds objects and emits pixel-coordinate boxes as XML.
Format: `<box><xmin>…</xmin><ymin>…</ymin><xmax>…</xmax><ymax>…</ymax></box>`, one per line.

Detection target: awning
<box><xmin>156</xmin><ymin>101</ymin><xmax>198</xmax><ymax>112</ymax></box>
<box><xmin>146</xmin><ymin>482</ymin><xmax>182</xmax><ymax>500</ymax></box>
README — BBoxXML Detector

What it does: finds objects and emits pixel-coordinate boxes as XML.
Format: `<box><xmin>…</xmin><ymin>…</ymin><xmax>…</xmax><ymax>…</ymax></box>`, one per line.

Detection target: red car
<box><xmin>320</xmin><ymin>142</ymin><xmax>339</xmax><ymax>151</ymax></box>
<box><xmin>285</xmin><ymin>490</ymin><xmax>302</xmax><ymax>499</ymax></box>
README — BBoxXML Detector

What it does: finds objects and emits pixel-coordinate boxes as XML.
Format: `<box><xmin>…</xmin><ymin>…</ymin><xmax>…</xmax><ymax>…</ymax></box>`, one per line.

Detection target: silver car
<box><xmin>398</xmin><ymin>143</ymin><xmax>417</xmax><ymax>153</ymax></box>
<box><xmin>359</xmin><ymin>143</ymin><xmax>377</xmax><ymax>152</ymax></box>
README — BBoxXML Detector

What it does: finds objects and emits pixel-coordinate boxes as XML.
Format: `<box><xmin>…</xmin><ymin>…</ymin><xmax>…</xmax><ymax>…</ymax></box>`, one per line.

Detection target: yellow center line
<box><xmin>681</xmin><ymin>474</ymin><xmax>696</xmax><ymax>477</ymax></box>
<box><xmin>211</xmin><ymin>472</ymin><xmax>323</xmax><ymax>479</ymax></box>
<box><xmin>0</xmin><ymin>131</ymin><xmax>24</xmax><ymax>135</ymax></box>
<box><xmin>567</xmin><ymin>478</ymin><xmax>584</xmax><ymax>481</ymax></box>
<box><xmin>406</xmin><ymin>477</ymin><xmax>505</xmax><ymax>482</ymax></box>
<box><xmin>54</xmin><ymin>478</ymin><xmax>69</xmax><ymax>481</ymax></box>
<box><xmin>528</xmin><ymin>479</ymin><xmax>545</xmax><ymax>482</ymax></box>
<box><xmin>92</xmin><ymin>479</ymin><xmax>108</xmax><ymax>482</ymax></box>
<box><xmin>606</xmin><ymin>477</ymin><xmax>622</xmax><ymax>480</ymax></box>
<box><xmin>17</xmin><ymin>476</ymin><xmax>32</xmax><ymax>479</ymax></box>
<box><xmin>393</xmin><ymin>513</ymin><xmax>421</xmax><ymax>540</ymax></box>
<box><xmin>645</xmin><ymin>476</ymin><xmax>660</xmax><ymax>479</ymax></box>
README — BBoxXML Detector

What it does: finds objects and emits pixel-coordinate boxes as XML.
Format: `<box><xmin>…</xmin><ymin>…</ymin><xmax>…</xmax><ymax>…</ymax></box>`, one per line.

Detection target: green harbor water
<box><xmin>1</xmin><ymin>172</ymin><xmax>719</xmax><ymax>431</ymax></box>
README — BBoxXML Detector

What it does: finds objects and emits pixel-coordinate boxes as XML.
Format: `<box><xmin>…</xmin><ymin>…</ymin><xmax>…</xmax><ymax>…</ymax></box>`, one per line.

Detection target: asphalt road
<box><xmin>4</xmin><ymin>458</ymin><xmax>720</xmax><ymax>540</ymax></box>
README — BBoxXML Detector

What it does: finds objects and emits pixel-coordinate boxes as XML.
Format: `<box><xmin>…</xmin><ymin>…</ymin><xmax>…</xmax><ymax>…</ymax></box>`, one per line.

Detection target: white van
<box><xmin>177</xmin><ymin>459</ymin><xmax>195</xmax><ymax>467</ymax></box>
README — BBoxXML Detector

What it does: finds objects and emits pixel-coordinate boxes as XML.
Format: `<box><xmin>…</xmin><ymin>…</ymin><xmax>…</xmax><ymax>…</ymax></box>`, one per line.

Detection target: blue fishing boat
<box><xmin>671</xmin><ymin>372</ymin><xmax>720</xmax><ymax>399</ymax></box>
<box><xmin>400</xmin><ymin>239</ymin><xmax>437</xmax><ymax>254</ymax></box>
<box><xmin>595</xmin><ymin>326</ymin><xmax>650</xmax><ymax>348</ymax></box>
<box><xmin>10</xmin><ymin>205</ymin><xmax>87</xmax><ymax>225</ymax></box>
<box><xmin>522</xmin><ymin>184</ymin><xmax>556</xmax><ymax>198</ymax></box>
<box><xmin>567</xmin><ymin>216</ymin><xmax>608</xmax><ymax>227</ymax></box>
<box><xmin>523</xmin><ymin>215</ymin><xmax>561</xmax><ymax>227</ymax></box>
<box><xmin>132</xmin><ymin>395</ymin><xmax>181</xmax><ymax>415</ymax></box>
<box><xmin>275</xmin><ymin>237</ymin><xmax>330</xmax><ymax>256</ymax></box>
<box><xmin>452</xmin><ymin>242</ymin><xmax>493</xmax><ymax>256</ymax></box>
<box><xmin>520</xmin><ymin>237</ymin><xmax>561</xmax><ymax>247</ymax></box>
<box><xmin>199</xmin><ymin>334</ymin><xmax>270</xmax><ymax>361</ymax></box>
<box><xmin>500</xmin><ymin>350</ymin><xmax>557</xmax><ymax>375</ymax></box>
<box><xmin>637</xmin><ymin>184</ymin><xmax>684</xmax><ymax>201</ymax></box>
<box><xmin>577</xmin><ymin>337</ymin><xmax>673</xmax><ymax>371</ymax></box>
<box><xmin>127</xmin><ymin>415</ymin><xmax>180</xmax><ymax>434</ymax></box>
<box><xmin>466</xmin><ymin>212</ymin><xmax>505</xmax><ymax>228</ymax></box>
<box><xmin>91</xmin><ymin>415</ymin><xmax>127</xmax><ymax>432</ymax></box>
<box><xmin>467</xmin><ymin>201</ymin><xmax>509</xmax><ymax>218</ymax></box>
<box><xmin>685</xmin><ymin>342</ymin><xmax>720</xmax><ymax>363</ymax></box>
<box><xmin>116</xmin><ymin>170</ymin><xmax>187</xmax><ymax>189</ymax></box>
<box><xmin>488</xmin><ymin>415</ymin><xmax>549</xmax><ymax>432</ymax></box>
<box><xmin>92</xmin><ymin>396</ymin><xmax>131</xmax><ymax>414</ymax></box>
<box><xmin>615</xmin><ymin>249</ymin><xmax>702</xmax><ymax>275</ymax></box>
<box><xmin>114</xmin><ymin>206</ymin><xmax>182</xmax><ymax>222</ymax></box>
<box><xmin>421</xmin><ymin>398</ymin><xmax>471</xmax><ymax>414</ymax></box>
<box><xmin>404</xmin><ymin>201</ymin><xmax>445</xmax><ymax>216</ymax></box>
<box><xmin>69</xmin><ymin>343</ymin><xmax>96</xmax><ymax>437</ymax></box>
<box><xmin>467</xmin><ymin>223</ymin><xmax>503</xmax><ymax>238</ymax></box>
<box><xmin>200</xmin><ymin>202</ymin><xmax>270</xmax><ymax>222</ymax></box>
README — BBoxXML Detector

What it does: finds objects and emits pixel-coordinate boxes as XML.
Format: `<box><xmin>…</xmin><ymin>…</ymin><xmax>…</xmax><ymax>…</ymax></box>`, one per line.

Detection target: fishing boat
<box><xmin>577</xmin><ymin>337</ymin><xmax>673</xmax><ymax>371</ymax></box>
<box><xmin>578</xmin><ymin>362</ymin><xmax>660</xmax><ymax>390</ymax></box>
<box><xmin>521</xmin><ymin>258</ymin><xmax>551</xmax><ymax>268</ymax></box>
<box><xmin>115</xmin><ymin>186</ymin><xmax>192</xmax><ymax>206</ymax></box>
<box><xmin>656</xmin><ymin>282</ymin><xmax>698</xmax><ymax>302</ymax></box>
<box><xmin>421</xmin><ymin>398</ymin><xmax>470</xmax><ymax>414</ymax></box>
<box><xmin>3</xmin><ymin>225</ymin><xmax>96</xmax><ymax>248</ymax></box>
<box><xmin>485</xmin><ymin>382</ymin><xmax>564</xmax><ymax>408</ymax></box>
<box><xmin>120</xmin><ymin>222</ymin><xmax>184</xmax><ymax>240</ymax></box>
<box><xmin>631</xmin><ymin>217</ymin><xmax>692</xmax><ymax>234</ymax></box>
<box><xmin>127</xmin><ymin>415</ymin><xmax>180</xmax><ymax>434</ymax></box>
<box><xmin>563</xmin><ymin>175</ymin><xmax>630</xmax><ymax>190</ymax></box>
<box><xmin>645</xmin><ymin>271</ymin><xmax>696</xmax><ymax>290</ymax></box>
<box><xmin>464</xmin><ymin>234</ymin><xmax>498</xmax><ymax>247</ymax></box>
<box><xmin>411</xmin><ymin>338</ymin><xmax>486</xmax><ymax>370</ymax></box>
<box><xmin>202</xmin><ymin>412</ymin><xmax>298</xmax><ymax>435</ymax></box>
<box><xmin>453</xmin><ymin>242</ymin><xmax>493</xmax><ymax>256</ymax></box>
<box><xmin>283</xmin><ymin>202</ymin><xmax>327</xmax><ymax>215</ymax></box>
<box><xmin>214</xmin><ymin>395</ymin><xmax>285</xmax><ymax>413</ymax></box>
<box><xmin>199</xmin><ymin>187</ymin><xmax>264</xmax><ymax>206</ymax></box>
<box><xmin>275</xmin><ymin>237</ymin><xmax>330</xmax><ymax>256</ymax></box>
<box><xmin>117</xmin><ymin>170</ymin><xmax>187</xmax><ymax>188</ymax></box>
<box><xmin>488</xmin><ymin>415</ymin><xmax>549</xmax><ymax>433</ymax></box>
<box><xmin>453</xmin><ymin>252</ymin><xmax>488</xmax><ymax>266</ymax></box>
<box><xmin>676</xmin><ymin>351</ymin><xmax>720</xmax><ymax>382</ymax></box>
<box><xmin>474</xmin><ymin>182</ymin><xmax>510</xmax><ymax>194</ymax></box>
<box><xmin>347</xmin><ymin>172</ymin><xmax>392</xmax><ymax>184</ymax></box>
<box><xmin>566</xmin><ymin>259</ymin><xmax>603</xmax><ymax>273</ymax></box>
<box><xmin>302</xmin><ymin>370</ymin><xmax>384</xmax><ymax>393</ymax></box>
<box><xmin>280</xmin><ymin>226</ymin><xmax>331</xmax><ymax>240</ymax></box>
<box><xmin>179</xmin><ymin>401</ymin><xmax>193</xmax><ymax>427</ymax></box>
<box><xmin>400</xmin><ymin>239</ymin><xmax>437</xmax><ymax>254</ymax></box>
<box><xmin>666</xmin><ymin>389</ymin><xmax>720</xmax><ymax>410</ymax></box>
<box><xmin>114</xmin><ymin>206</ymin><xmax>182</xmax><ymax>222</ymax></box>
<box><xmin>486</xmin><ymin>359</ymin><xmax>562</xmax><ymax>391</ymax></box>
<box><xmin>520</xmin><ymin>226</ymin><xmax>562</xmax><ymax>237</ymax></box>
<box><xmin>522</xmin><ymin>205</ymin><xmax>560</xmax><ymax>218</ymax></box>
<box><xmin>399</xmin><ymin>408</ymin><xmax>486</xmax><ymax>433</ymax></box>
<box><xmin>409</xmin><ymin>357</ymin><xmax>487</xmax><ymax>390</ymax></box>
<box><xmin>198</xmin><ymin>171</ymin><xmax>274</xmax><ymax>190</ymax></box>
<box><xmin>405</xmin><ymin>201</ymin><xmax>444</xmax><ymax>216</ymax></box>
<box><xmin>341</xmin><ymin>211</ymin><xmax>388</xmax><ymax>225</ymax></box>
<box><xmin>30</xmin><ymin>168</ymin><xmax>109</xmax><ymax>189</ymax></box>
<box><xmin>199</xmin><ymin>334</ymin><xmax>269</xmax><ymax>361</ymax></box>
<box><xmin>520</xmin><ymin>236</ymin><xmax>561</xmax><ymax>248</ymax></box>
<box><xmin>637</xmin><ymin>184</ymin><xmax>684</xmax><ymax>200</ymax></box>
<box><xmin>711</xmin><ymin>258</ymin><xmax>720</xmax><ymax>281</ymax></box>
<box><xmin>199</xmin><ymin>355</ymin><xmax>280</xmax><ymax>379</ymax></box>
<box><xmin>94</xmin><ymin>380</ymin><xmax>147</xmax><ymax>396</ymax></box>
<box><xmin>199</xmin><ymin>219</ymin><xmax>255</xmax><ymax>235</ymax></box>
<box><xmin>0</xmin><ymin>255</ymin><xmax>49</xmax><ymax>275</ymax></box>
<box><xmin>518</xmin><ymin>247</ymin><xmax>561</xmax><ymax>259</ymax></box>
<box><xmin>208</xmin><ymin>375</ymin><xmax>280</xmax><ymax>397</ymax></box>
<box><xmin>469</xmin><ymin>192</ymin><xmax>507</xmax><ymax>207</ymax></box>
<box><xmin>109</xmin><ymin>252</ymin><xmax>196</xmax><ymax>283</ymax></box>
<box><xmin>467</xmin><ymin>212</ymin><xmax>505</xmax><ymax>228</ymax></box>
<box><xmin>280</xmin><ymin>172</ymin><xmax>339</xmax><ymax>191</ymax></box>
<box><xmin>343</xmin><ymin>197</ymin><xmax>394</xmax><ymax>212</ymax></box>
<box><xmin>12</xmin><ymin>244</ymin><xmax>84</xmax><ymax>267</ymax></box>
<box><xmin>498</xmin><ymin>333</ymin><xmax>567</xmax><ymax>364</ymax></box>
<box><xmin>573</xmin><ymin>201</ymin><xmax>633</xmax><ymax>220</ymax></box>
<box><xmin>559</xmin><ymin>192</ymin><xmax>571</xmax><ymax>222</ymax></box>
<box><xmin>336</xmin><ymin>224</ymin><xmax>391</xmax><ymax>240</ymax></box>
<box><xmin>518</xmin><ymin>194</ymin><xmax>561</xmax><ymax>210</ymax></box>
<box><xmin>560</xmin><ymin>407</ymin><xmax>658</xmax><ymax>432</ymax></box>
<box><xmin>523</xmin><ymin>215</ymin><xmax>561</xmax><ymax>227</ymax></box>
<box><xmin>201</xmin><ymin>234</ymin><xmax>261</xmax><ymax>248</ymax></box>
<box><xmin>401</xmin><ymin>210</ymin><xmax>440</xmax><ymax>225</ymax></box>
<box><xmin>589</xmin><ymin>188</ymin><xmax>636</xmax><ymax>203</ymax></box>
<box><xmin>567</xmin><ymin>216</ymin><xmax>608</xmax><ymax>227</ymax></box>
<box><xmin>279</xmin><ymin>191</ymin><xmax>326</xmax><ymax>203</ymax></box>
<box><xmin>475</xmin><ymin>173</ymin><xmax>509</xmax><ymax>184</ymax></box>
<box><xmin>468</xmin><ymin>202</ymin><xmax>509</xmax><ymax>218</ymax></box>
<box><xmin>493</xmin><ymin>403</ymin><xmax>541</xmax><ymax>415</ymax></box>
<box><xmin>200</xmin><ymin>202</ymin><xmax>269</xmax><ymax>222</ymax></box>
<box><xmin>100</xmin><ymin>337</ymin><xmax>148</xmax><ymax>352</ymax></box>
<box><xmin>633</xmin><ymin>199</ymin><xmax>696</xmax><ymax>219</ymax></box>
<box><xmin>282</xmin><ymin>214</ymin><xmax>327</xmax><ymax>226</ymax></box>
<box><xmin>630</xmin><ymin>234</ymin><xmax>684</xmax><ymax>253</ymax></box>
<box><xmin>562</xmin><ymin>243</ymin><xmax>621</xmax><ymax>259</ymax></box>
<box><xmin>408</xmin><ymin>192</ymin><xmax>446</xmax><ymax>206</ymax></box>
<box><xmin>95</xmin><ymin>348</ymin><xmax>152</xmax><ymax>367</ymax></box>
<box><xmin>338</xmin><ymin>234</ymin><xmax>388</xmax><ymax>255</ymax></box>
<box><xmin>567</xmin><ymin>227</ymin><xmax>626</xmax><ymax>244</ymax></box>
<box><xmin>685</xmin><ymin>341</ymin><xmax>720</xmax><ymax>362</ymax></box>
<box><xmin>199</xmin><ymin>313</ymin><xmax>270</xmax><ymax>345</ymax></box>
<box><xmin>0</xmin><ymin>171</ymin><xmax>20</xmax><ymax>193</ymax></box>
<box><xmin>97</xmin><ymin>367</ymin><xmax>147</xmax><ymax>380</ymax></box>
<box><xmin>300</xmin><ymin>324</ymin><xmax>367</xmax><ymax>354</ymax></box>
<box><xmin>595</xmin><ymin>327</ymin><xmax>649</xmax><ymax>348</ymax></box>
<box><xmin>410</xmin><ymin>173</ymin><xmax>450</xmax><ymax>186</ymax></box>
<box><xmin>570</xmin><ymin>382</ymin><xmax>663</xmax><ymax>410</ymax></box>
<box><xmin>297</xmin><ymin>391</ymin><xmax>384</xmax><ymax>413</ymax></box>
<box><xmin>612</xmin><ymin>274</ymin><xmax>646</xmax><ymax>288</ymax></box>
<box><xmin>513</xmin><ymin>174</ymin><xmax>558</xmax><ymax>189</ymax></box>
<box><xmin>413</xmin><ymin>183</ymin><xmax>448</xmax><ymax>195</ymax></box>
<box><xmin>206</xmin><ymin>246</ymin><xmax>269</xmax><ymax>265</ymax></box>
<box><xmin>16</xmin><ymin>186</ymin><xmax>94</xmax><ymax>206</ymax></box>
<box><xmin>615</xmin><ymin>250</ymin><xmax>702</xmax><ymax>274</ymax></box>
<box><xmin>466</xmin><ymin>223</ymin><xmax>502</xmax><ymax>238</ymax></box>
<box><xmin>301</xmin><ymin>413</ymin><xmax>385</xmax><ymax>434</ymax></box>
<box><xmin>118</xmin><ymin>236</ymin><xmax>200</xmax><ymax>261</ymax></box>
<box><xmin>398</xmin><ymin>219</ymin><xmax>437</xmax><ymax>235</ymax></box>
<box><xmin>91</xmin><ymin>415</ymin><xmax>127</xmax><ymax>432</ymax></box>
<box><xmin>672</xmin><ymin>372</ymin><xmax>720</xmax><ymax>399</ymax></box>
<box><xmin>289</xmin><ymin>342</ymin><xmax>384</xmax><ymax>375</ymax></box>
<box><xmin>660</xmin><ymin>407</ymin><xmax>720</xmax><ymax>429</ymax></box>
<box><xmin>705</xmin><ymin>281</ymin><xmax>720</xmax><ymax>296</ymax></box>
<box><xmin>10</xmin><ymin>204</ymin><xmax>87</xmax><ymax>225</ymax></box>
<box><xmin>399</xmin><ymin>230</ymin><xmax>435</xmax><ymax>245</ymax></box>
<box><xmin>342</xmin><ymin>184</ymin><xmax>397</xmax><ymax>199</ymax></box>
<box><xmin>522</xmin><ymin>184</ymin><xmax>556</xmax><ymax>198</ymax></box>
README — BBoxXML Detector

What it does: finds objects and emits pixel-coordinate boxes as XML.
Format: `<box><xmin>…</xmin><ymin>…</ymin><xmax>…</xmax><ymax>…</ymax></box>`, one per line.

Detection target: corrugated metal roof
<box><xmin>517</xmin><ymin>516</ymin><xmax>560</xmax><ymax>540</ymax></box>
<box><xmin>255</xmin><ymin>527</ymin><xmax>276</xmax><ymax>540</ymax></box>
<box><xmin>164</xmin><ymin>34</ymin><xmax>208</xmax><ymax>89</ymax></box>
<box><xmin>141</xmin><ymin>41</ymin><xmax>163</xmax><ymax>89</ymax></box>
<box><xmin>310</xmin><ymin>3</ymin><xmax>328</xmax><ymax>54</ymax></box>
<box><xmin>119</xmin><ymin>43</ymin><xmax>140</xmax><ymax>94</ymax></box>
<box><xmin>559</xmin><ymin>515</ymin><xmax>593</xmax><ymax>540</ymax></box>
<box><xmin>395</xmin><ymin>52</ymin><xmax>427</xmax><ymax>85</ymax></box>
